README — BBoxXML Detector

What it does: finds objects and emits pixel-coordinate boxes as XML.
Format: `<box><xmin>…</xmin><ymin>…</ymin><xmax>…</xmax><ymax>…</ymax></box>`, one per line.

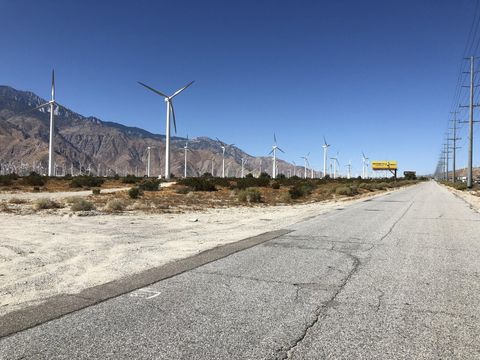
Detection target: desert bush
<box><xmin>122</xmin><ymin>174</ymin><xmax>138</xmax><ymax>184</ymax></box>
<box><xmin>238</xmin><ymin>188</ymin><xmax>262</xmax><ymax>203</ymax></box>
<box><xmin>377</xmin><ymin>182</ymin><xmax>389</xmax><ymax>190</ymax></box>
<box><xmin>138</xmin><ymin>179</ymin><xmax>161</xmax><ymax>191</ymax></box>
<box><xmin>34</xmin><ymin>198</ymin><xmax>62</xmax><ymax>210</ymax></box>
<box><xmin>259</xmin><ymin>172</ymin><xmax>271</xmax><ymax>179</ymax></box>
<box><xmin>128</xmin><ymin>187</ymin><xmax>142</xmax><ymax>199</ymax></box>
<box><xmin>92</xmin><ymin>188</ymin><xmax>101</xmax><ymax>195</ymax></box>
<box><xmin>23</xmin><ymin>172</ymin><xmax>45</xmax><ymax>186</ymax></box>
<box><xmin>288</xmin><ymin>182</ymin><xmax>316</xmax><ymax>199</ymax></box>
<box><xmin>177</xmin><ymin>178</ymin><xmax>217</xmax><ymax>192</ymax></box>
<box><xmin>271</xmin><ymin>182</ymin><xmax>280</xmax><ymax>189</ymax></box>
<box><xmin>70</xmin><ymin>176</ymin><xmax>104</xmax><ymax>188</ymax></box>
<box><xmin>0</xmin><ymin>175</ymin><xmax>15</xmax><ymax>186</ymax></box>
<box><xmin>105</xmin><ymin>199</ymin><xmax>126</xmax><ymax>212</ymax></box>
<box><xmin>450</xmin><ymin>182</ymin><xmax>467</xmax><ymax>190</ymax></box>
<box><xmin>8</xmin><ymin>197</ymin><xmax>27</xmax><ymax>204</ymax></box>
<box><xmin>235</xmin><ymin>176</ymin><xmax>270</xmax><ymax>189</ymax></box>
<box><xmin>175</xmin><ymin>185</ymin><xmax>190</xmax><ymax>194</ymax></box>
<box><xmin>209</xmin><ymin>177</ymin><xmax>231</xmax><ymax>188</ymax></box>
<box><xmin>70</xmin><ymin>198</ymin><xmax>95</xmax><ymax>212</ymax></box>
<box><xmin>335</xmin><ymin>186</ymin><xmax>358</xmax><ymax>196</ymax></box>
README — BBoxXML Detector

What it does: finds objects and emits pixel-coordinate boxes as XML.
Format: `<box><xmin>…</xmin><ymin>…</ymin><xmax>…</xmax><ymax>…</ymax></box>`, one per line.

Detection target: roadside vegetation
<box><xmin>439</xmin><ymin>181</ymin><xmax>469</xmax><ymax>191</ymax></box>
<box><xmin>0</xmin><ymin>173</ymin><xmax>424</xmax><ymax>215</ymax></box>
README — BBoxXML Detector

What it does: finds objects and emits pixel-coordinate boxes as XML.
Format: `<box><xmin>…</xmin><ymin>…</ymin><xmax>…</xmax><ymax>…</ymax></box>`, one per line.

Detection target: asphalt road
<box><xmin>1</xmin><ymin>181</ymin><xmax>480</xmax><ymax>359</ymax></box>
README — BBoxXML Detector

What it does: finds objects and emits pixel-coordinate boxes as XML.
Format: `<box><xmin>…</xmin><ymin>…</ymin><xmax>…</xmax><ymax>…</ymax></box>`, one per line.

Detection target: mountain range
<box><xmin>0</xmin><ymin>85</ymin><xmax>299</xmax><ymax>178</ymax></box>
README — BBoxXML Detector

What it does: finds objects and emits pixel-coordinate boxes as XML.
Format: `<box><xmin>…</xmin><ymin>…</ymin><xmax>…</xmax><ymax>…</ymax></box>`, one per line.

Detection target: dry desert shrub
<box><xmin>8</xmin><ymin>197</ymin><xmax>27</xmax><ymax>204</ymax></box>
<box><xmin>34</xmin><ymin>198</ymin><xmax>62</xmax><ymax>210</ymax></box>
<box><xmin>70</xmin><ymin>198</ymin><xmax>95</xmax><ymax>212</ymax></box>
<box><xmin>105</xmin><ymin>199</ymin><xmax>126</xmax><ymax>212</ymax></box>
<box><xmin>237</xmin><ymin>188</ymin><xmax>262</xmax><ymax>203</ymax></box>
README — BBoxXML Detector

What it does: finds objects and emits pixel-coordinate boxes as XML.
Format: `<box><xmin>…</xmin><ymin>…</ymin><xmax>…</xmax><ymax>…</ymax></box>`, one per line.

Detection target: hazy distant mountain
<box><xmin>0</xmin><ymin>85</ymin><xmax>300</xmax><ymax>177</ymax></box>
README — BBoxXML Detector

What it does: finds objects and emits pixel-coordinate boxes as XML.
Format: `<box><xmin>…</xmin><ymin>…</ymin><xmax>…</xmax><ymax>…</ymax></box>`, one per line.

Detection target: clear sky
<box><xmin>1</xmin><ymin>0</ymin><xmax>478</xmax><ymax>176</ymax></box>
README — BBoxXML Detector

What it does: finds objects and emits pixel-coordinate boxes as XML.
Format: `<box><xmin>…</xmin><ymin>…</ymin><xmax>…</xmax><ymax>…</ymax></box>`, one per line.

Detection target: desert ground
<box><xmin>0</xmin><ymin>175</ymin><xmax>419</xmax><ymax>316</ymax></box>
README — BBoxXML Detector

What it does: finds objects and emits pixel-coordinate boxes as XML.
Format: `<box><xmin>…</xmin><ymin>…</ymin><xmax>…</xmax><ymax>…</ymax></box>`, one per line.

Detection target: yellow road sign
<box><xmin>371</xmin><ymin>161</ymin><xmax>398</xmax><ymax>170</ymax></box>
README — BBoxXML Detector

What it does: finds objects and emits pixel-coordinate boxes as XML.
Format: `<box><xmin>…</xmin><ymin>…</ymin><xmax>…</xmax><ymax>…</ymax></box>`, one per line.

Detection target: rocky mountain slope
<box><xmin>0</xmin><ymin>86</ymin><xmax>299</xmax><ymax>177</ymax></box>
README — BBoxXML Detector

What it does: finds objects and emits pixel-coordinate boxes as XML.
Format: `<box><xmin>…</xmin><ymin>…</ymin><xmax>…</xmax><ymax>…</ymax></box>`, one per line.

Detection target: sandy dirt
<box><xmin>0</xmin><ymin>187</ymin><xmax>129</xmax><ymax>201</ymax></box>
<box><xmin>442</xmin><ymin>185</ymin><xmax>480</xmax><ymax>212</ymax></box>
<box><xmin>0</xmin><ymin>189</ymin><xmax>392</xmax><ymax>316</ymax></box>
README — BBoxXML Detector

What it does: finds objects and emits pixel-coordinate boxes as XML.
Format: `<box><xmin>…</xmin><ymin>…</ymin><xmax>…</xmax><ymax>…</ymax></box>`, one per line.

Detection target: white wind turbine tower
<box><xmin>216</xmin><ymin>138</ymin><xmax>235</xmax><ymax>178</ymax></box>
<box><xmin>183</xmin><ymin>136</ymin><xmax>190</xmax><ymax>178</ymax></box>
<box><xmin>322</xmin><ymin>137</ymin><xmax>331</xmax><ymax>179</ymax></box>
<box><xmin>269</xmin><ymin>133</ymin><xmax>285</xmax><ymax>179</ymax></box>
<box><xmin>330</xmin><ymin>152</ymin><xmax>339</xmax><ymax>179</ymax></box>
<box><xmin>28</xmin><ymin>70</ymin><xmax>62</xmax><ymax>176</ymax></box>
<box><xmin>301</xmin><ymin>153</ymin><xmax>310</xmax><ymax>179</ymax></box>
<box><xmin>346</xmin><ymin>160</ymin><xmax>352</xmax><ymax>179</ymax></box>
<box><xmin>241</xmin><ymin>158</ymin><xmax>247</xmax><ymax>178</ymax></box>
<box><xmin>146</xmin><ymin>146</ymin><xmax>153</xmax><ymax>177</ymax></box>
<box><xmin>362</xmin><ymin>152</ymin><xmax>369</xmax><ymax>179</ymax></box>
<box><xmin>138</xmin><ymin>80</ymin><xmax>194</xmax><ymax>180</ymax></box>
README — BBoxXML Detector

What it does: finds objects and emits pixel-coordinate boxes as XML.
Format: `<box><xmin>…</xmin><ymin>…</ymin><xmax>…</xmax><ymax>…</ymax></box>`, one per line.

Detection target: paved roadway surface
<box><xmin>1</xmin><ymin>181</ymin><xmax>480</xmax><ymax>359</ymax></box>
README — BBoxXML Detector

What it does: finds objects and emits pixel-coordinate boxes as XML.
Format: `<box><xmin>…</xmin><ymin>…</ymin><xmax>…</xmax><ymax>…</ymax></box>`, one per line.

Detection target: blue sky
<box><xmin>0</xmin><ymin>0</ymin><xmax>477</xmax><ymax>176</ymax></box>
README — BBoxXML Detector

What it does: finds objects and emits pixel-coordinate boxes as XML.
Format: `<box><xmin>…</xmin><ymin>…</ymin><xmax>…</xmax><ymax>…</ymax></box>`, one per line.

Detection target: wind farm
<box><xmin>3</xmin><ymin>1</ymin><xmax>479</xmax><ymax>359</ymax></box>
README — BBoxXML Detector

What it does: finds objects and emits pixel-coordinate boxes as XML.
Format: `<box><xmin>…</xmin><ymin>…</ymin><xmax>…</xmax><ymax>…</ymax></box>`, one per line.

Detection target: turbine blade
<box><xmin>29</xmin><ymin>102</ymin><xmax>51</xmax><ymax>113</ymax></box>
<box><xmin>273</xmin><ymin>133</ymin><xmax>277</xmax><ymax>144</ymax></box>
<box><xmin>269</xmin><ymin>149</ymin><xmax>274</xmax><ymax>155</ymax></box>
<box><xmin>170</xmin><ymin>81</ymin><xmax>195</xmax><ymax>98</ymax></box>
<box><xmin>277</xmin><ymin>147</ymin><xmax>285</xmax><ymax>153</ymax></box>
<box><xmin>138</xmin><ymin>81</ymin><xmax>168</xmax><ymax>98</ymax></box>
<box><xmin>169</xmin><ymin>101</ymin><xmax>177</xmax><ymax>133</ymax></box>
<box><xmin>323</xmin><ymin>136</ymin><xmax>327</xmax><ymax>145</ymax></box>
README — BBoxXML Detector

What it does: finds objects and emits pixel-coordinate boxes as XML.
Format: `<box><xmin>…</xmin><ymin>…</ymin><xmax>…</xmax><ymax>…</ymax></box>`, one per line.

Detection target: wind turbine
<box><xmin>292</xmin><ymin>161</ymin><xmax>297</xmax><ymax>177</ymax></box>
<box><xmin>138</xmin><ymin>80</ymin><xmax>194</xmax><ymax>180</ymax></box>
<box><xmin>301</xmin><ymin>153</ymin><xmax>310</xmax><ymax>179</ymax></box>
<box><xmin>216</xmin><ymin>138</ymin><xmax>235</xmax><ymax>178</ymax></box>
<box><xmin>146</xmin><ymin>146</ymin><xmax>153</xmax><ymax>177</ymax></box>
<box><xmin>330</xmin><ymin>153</ymin><xmax>339</xmax><ymax>179</ymax></box>
<box><xmin>346</xmin><ymin>160</ymin><xmax>352</xmax><ymax>179</ymax></box>
<box><xmin>25</xmin><ymin>70</ymin><xmax>61</xmax><ymax>176</ymax></box>
<box><xmin>269</xmin><ymin>133</ymin><xmax>285</xmax><ymax>179</ymax></box>
<box><xmin>183</xmin><ymin>136</ymin><xmax>190</xmax><ymax>178</ymax></box>
<box><xmin>241</xmin><ymin>158</ymin><xmax>247</xmax><ymax>178</ymax></box>
<box><xmin>362</xmin><ymin>152</ymin><xmax>369</xmax><ymax>179</ymax></box>
<box><xmin>211</xmin><ymin>157</ymin><xmax>215</xmax><ymax>176</ymax></box>
<box><xmin>183</xmin><ymin>135</ymin><xmax>190</xmax><ymax>178</ymax></box>
<box><xmin>322</xmin><ymin>137</ymin><xmax>331</xmax><ymax>179</ymax></box>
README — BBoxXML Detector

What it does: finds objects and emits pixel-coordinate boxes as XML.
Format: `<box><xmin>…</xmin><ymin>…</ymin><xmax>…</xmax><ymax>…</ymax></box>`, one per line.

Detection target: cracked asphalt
<box><xmin>1</xmin><ymin>181</ymin><xmax>480</xmax><ymax>359</ymax></box>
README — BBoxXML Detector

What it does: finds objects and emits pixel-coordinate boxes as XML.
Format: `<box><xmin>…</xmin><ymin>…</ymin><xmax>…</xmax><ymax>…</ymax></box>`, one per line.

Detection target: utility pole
<box><xmin>443</xmin><ymin>141</ymin><xmax>450</xmax><ymax>181</ymax></box>
<box><xmin>449</xmin><ymin>111</ymin><xmax>461</xmax><ymax>182</ymax></box>
<box><xmin>460</xmin><ymin>56</ymin><xmax>480</xmax><ymax>188</ymax></box>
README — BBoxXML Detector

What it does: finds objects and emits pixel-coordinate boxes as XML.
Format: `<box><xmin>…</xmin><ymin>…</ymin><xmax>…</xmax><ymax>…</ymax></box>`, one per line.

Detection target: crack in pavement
<box><xmin>280</xmin><ymin>250</ymin><xmax>361</xmax><ymax>359</ymax></box>
<box><xmin>381</xmin><ymin>201</ymin><xmax>415</xmax><ymax>243</ymax></box>
<box><xmin>193</xmin><ymin>270</ymin><xmax>329</xmax><ymax>290</ymax></box>
<box><xmin>280</xmin><ymin>198</ymin><xmax>418</xmax><ymax>359</ymax></box>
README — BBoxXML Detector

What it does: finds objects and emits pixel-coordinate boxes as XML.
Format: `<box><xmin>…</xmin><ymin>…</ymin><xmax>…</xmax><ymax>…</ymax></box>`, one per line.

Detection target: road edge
<box><xmin>0</xmin><ymin>228</ymin><xmax>292</xmax><ymax>339</ymax></box>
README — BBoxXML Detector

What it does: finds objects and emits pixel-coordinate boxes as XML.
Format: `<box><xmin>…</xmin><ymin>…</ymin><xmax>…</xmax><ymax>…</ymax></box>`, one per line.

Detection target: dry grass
<box><xmin>104</xmin><ymin>199</ymin><xmax>127</xmax><ymax>212</ymax></box>
<box><xmin>33</xmin><ymin>198</ymin><xmax>62</xmax><ymax>210</ymax></box>
<box><xmin>8</xmin><ymin>197</ymin><xmax>27</xmax><ymax>204</ymax></box>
